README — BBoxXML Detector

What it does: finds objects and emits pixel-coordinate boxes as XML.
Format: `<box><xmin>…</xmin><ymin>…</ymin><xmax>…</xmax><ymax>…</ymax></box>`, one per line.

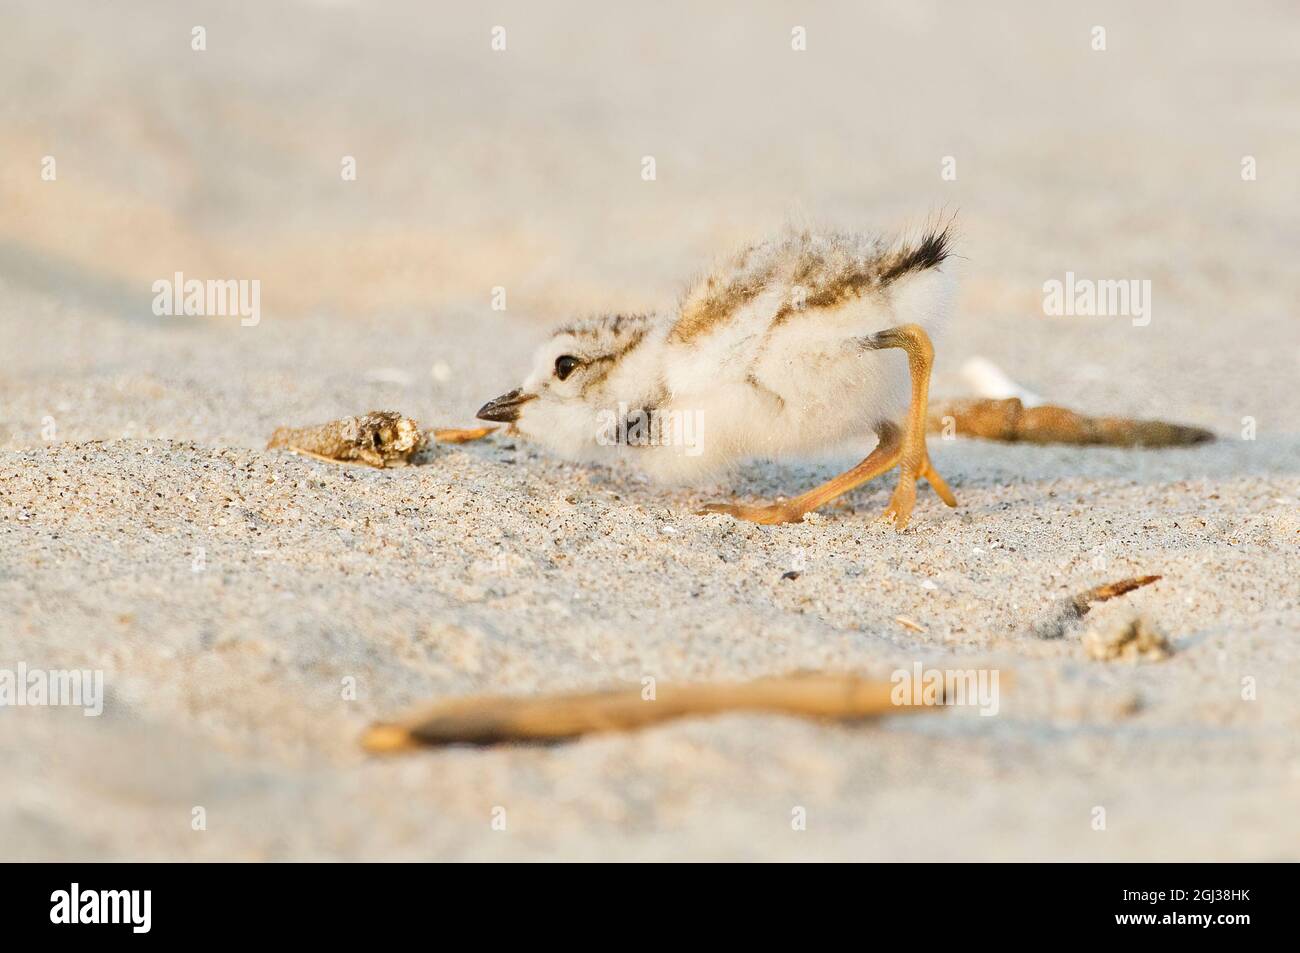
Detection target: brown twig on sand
<box><xmin>927</xmin><ymin>398</ymin><xmax>1213</xmax><ymax>447</ymax></box>
<box><xmin>1032</xmin><ymin>574</ymin><xmax>1162</xmax><ymax>639</ymax></box>
<box><xmin>1068</xmin><ymin>575</ymin><xmax>1162</xmax><ymax>616</ymax></box>
<box><xmin>363</xmin><ymin>672</ymin><xmax>940</xmax><ymax>751</ymax></box>
<box><xmin>431</xmin><ymin>426</ymin><xmax>497</xmax><ymax>444</ymax></box>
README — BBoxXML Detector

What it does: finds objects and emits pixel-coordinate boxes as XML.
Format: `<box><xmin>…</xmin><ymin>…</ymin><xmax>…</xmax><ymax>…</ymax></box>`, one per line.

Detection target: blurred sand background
<box><xmin>1</xmin><ymin>0</ymin><xmax>1298</xmax><ymax>859</ymax></box>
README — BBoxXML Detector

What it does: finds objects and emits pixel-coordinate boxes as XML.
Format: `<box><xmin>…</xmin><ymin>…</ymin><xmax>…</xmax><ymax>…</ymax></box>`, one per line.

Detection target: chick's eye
<box><xmin>554</xmin><ymin>355</ymin><xmax>580</xmax><ymax>381</ymax></box>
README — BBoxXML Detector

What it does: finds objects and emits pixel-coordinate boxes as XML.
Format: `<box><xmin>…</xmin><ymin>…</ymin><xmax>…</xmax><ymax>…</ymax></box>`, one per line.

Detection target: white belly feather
<box><xmin>637</xmin><ymin>263</ymin><xmax>954</xmax><ymax>482</ymax></box>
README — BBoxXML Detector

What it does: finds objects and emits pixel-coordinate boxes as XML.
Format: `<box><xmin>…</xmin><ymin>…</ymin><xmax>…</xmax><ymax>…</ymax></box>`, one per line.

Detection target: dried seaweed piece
<box><xmin>1032</xmin><ymin>574</ymin><xmax>1161</xmax><ymax>639</ymax></box>
<box><xmin>362</xmin><ymin>672</ymin><xmax>943</xmax><ymax>751</ymax></box>
<box><xmin>268</xmin><ymin>411</ymin><xmax>425</xmax><ymax>468</ymax></box>
<box><xmin>928</xmin><ymin>397</ymin><xmax>1213</xmax><ymax>447</ymax></box>
<box><xmin>1083</xmin><ymin>615</ymin><xmax>1172</xmax><ymax>662</ymax></box>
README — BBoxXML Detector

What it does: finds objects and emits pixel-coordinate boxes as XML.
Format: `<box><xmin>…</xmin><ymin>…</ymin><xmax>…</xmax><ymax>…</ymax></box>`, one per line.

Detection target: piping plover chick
<box><xmin>477</xmin><ymin>226</ymin><xmax>958</xmax><ymax>529</ymax></box>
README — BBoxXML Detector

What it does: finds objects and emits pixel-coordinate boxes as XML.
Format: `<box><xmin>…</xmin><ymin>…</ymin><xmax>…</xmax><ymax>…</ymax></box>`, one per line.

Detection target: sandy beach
<box><xmin>1</xmin><ymin>0</ymin><xmax>1297</xmax><ymax>860</ymax></box>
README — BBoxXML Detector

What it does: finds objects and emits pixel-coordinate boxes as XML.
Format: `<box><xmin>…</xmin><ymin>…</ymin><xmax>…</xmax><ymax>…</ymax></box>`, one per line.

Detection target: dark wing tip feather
<box><xmin>880</xmin><ymin>222</ymin><xmax>953</xmax><ymax>285</ymax></box>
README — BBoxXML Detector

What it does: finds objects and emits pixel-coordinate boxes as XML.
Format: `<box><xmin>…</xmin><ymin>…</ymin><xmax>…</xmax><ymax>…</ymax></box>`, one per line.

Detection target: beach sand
<box><xmin>1</xmin><ymin>0</ymin><xmax>1297</xmax><ymax>860</ymax></box>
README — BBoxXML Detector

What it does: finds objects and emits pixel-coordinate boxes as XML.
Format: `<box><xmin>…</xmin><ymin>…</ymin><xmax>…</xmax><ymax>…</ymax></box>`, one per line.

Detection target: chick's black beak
<box><xmin>476</xmin><ymin>388</ymin><xmax>536</xmax><ymax>423</ymax></box>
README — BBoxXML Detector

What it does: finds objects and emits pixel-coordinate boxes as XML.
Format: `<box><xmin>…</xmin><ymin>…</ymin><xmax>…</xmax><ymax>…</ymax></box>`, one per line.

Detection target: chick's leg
<box><xmin>696</xmin><ymin>324</ymin><xmax>956</xmax><ymax>528</ymax></box>
<box><xmin>866</xmin><ymin>323</ymin><xmax>957</xmax><ymax>530</ymax></box>
<box><xmin>697</xmin><ymin>422</ymin><xmax>903</xmax><ymax>525</ymax></box>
